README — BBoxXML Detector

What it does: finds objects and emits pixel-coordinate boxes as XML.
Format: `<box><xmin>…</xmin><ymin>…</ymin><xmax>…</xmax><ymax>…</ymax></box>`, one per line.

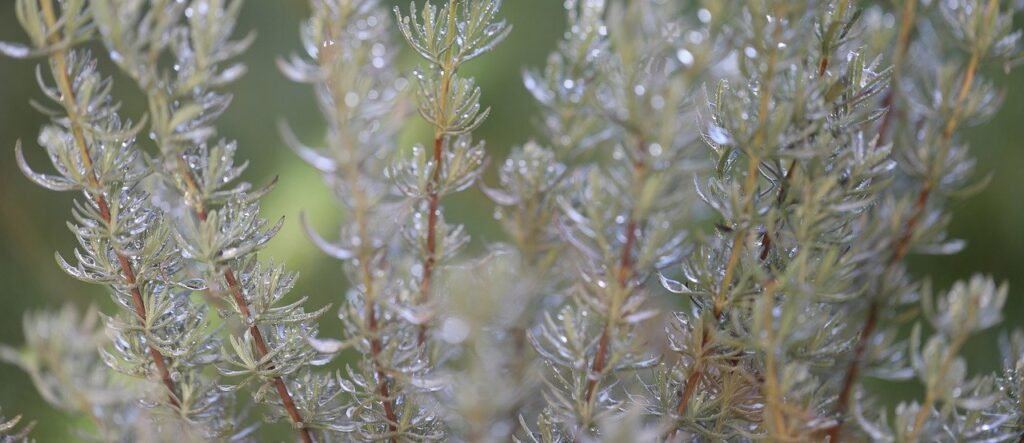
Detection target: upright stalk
<box><xmin>320</xmin><ymin>24</ymin><xmax>399</xmax><ymax>436</ymax></box>
<box><xmin>828</xmin><ymin>2</ymin><xmax>991</xmax><ymax>438</ymax></box>
<box><xmin>875</xmin><ymin>0</ymin><xmax>918</xmax><ymax>148</ymax></box>
<box><xmin>178</xmin><ymin>165</ymin><xmax>313</xmax><ymax>443</ymax></box>
<box><xmin>583</xmin><ymin>177</ymin><xmax>642</xmax><ymax>404</ymax></box>
<box><xmin>38</xmin><ymin>0</ymin><xmax>179</xmax><ymax>407</ymax></box>
<box><xmin>671</xmin><ymin>26</ymin><xmax>780</xmax><ymax>432</ymax></box>
<box><xmin>417</xmin><ymin>0</ymin><xmax>461</xmax><ymax>346</ymax></box>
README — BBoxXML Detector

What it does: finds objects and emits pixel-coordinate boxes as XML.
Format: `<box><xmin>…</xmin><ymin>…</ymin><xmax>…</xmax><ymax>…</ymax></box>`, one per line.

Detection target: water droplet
<box><xmin>648</xmin><ymin>143</ymin><xmax>663</xmax><ymax>157</ymax></box>
<box><xmin>651</xmin><ymin>95</ymin><xmax>666</xmax><ymax>110</ymax></box>
<box><xmin>344</xmin><ymin>92</ymin><xmax>360</xmax><ymax>108</ymax></box>
<box><xmin>697</xmin><ymin>9</ymin><xmax>712</xmax><ymax>24</ymax></box>
<box><xmin>440</xmin><ymin>317</ymin><xmax>470</xmax><ymax>344</ymax></box>
<box><xmin>677</xmin><ymin>49</ymin><xmax>694</xmax><ymax>67</ymax></box>
<box><xmin>708</xmin><ymin>125</ymin><xmax>732</xmax><ymax>145</ymax></box>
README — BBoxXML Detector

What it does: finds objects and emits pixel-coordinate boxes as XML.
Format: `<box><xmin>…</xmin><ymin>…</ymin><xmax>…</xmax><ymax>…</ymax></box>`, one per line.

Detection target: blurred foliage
<box><xmin>0</xmin><ymin>1</ymin><xmax>1020</xmax><ymax>441</ymax></box>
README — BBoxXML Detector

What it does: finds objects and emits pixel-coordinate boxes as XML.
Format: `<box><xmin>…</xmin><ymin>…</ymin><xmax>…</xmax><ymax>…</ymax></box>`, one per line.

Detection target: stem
<box><xmin>223</xmin><ymin>270</ymin><xmax>314</xmax><ymax>443</ymax></box>
<box><xmin>906</xmin><ymin>326</ymin><xmax>971</xmax><ymax>441</ymax></box>
<box><xmin>760</xmin><ymin>283</ymin><xmax>788</xmax><ymax>439</ymax></box>
<box><xmin>827</xmin><ymin>0</ymin><xmax>992</xmax><ymax>432</ymax></box>
<box><xmin>759</xmin><ymin>9</ymin><xmax>839</xmax><ymax>263</ymax></box>
<box><xmin>825</xmin><ymin>299</ymin><xmax>877</xmax><ymax>442</ymax></box>
<box><xmin>355</xmin><ymin>146</ymin><xmax>399</xmax><ymax>443</ymax></box>
<box><xmin>904</xmin><ymin>0</ymin><xmax>993</xmax><ymax>421</ymax></box>
<box><xmin>583</xmin><ymin>217</ymin><xmax>638</xmax><ymax>405</ymax></box>
<box><xmin>368</xmin><ymin>303</ymin><xmax>399</xmax><ymax>442</ymax></box>
<box><xmin>416</xmin><ymin>0</ymin><xmax>461</xmax><ymax>346</ymax></box>
<box><xmin>38</xmin><ymin>0</ymin><xmax>179</xmax><ymax>408</ymax></box>
<box><xmin>875</xmin><ymin>0</ymin><xmax>918</xmax><ymax>148</ymax></box>
<box><xmin>670</xmin><ymin>26</ymin><xmax>780</xmax><ymax>436</ymax></box>
<box><xmin>583</xmin><ymin>137</ymin><xmax>647</xmax><ymax>409</ymax></box>
<box><xmin>673</xmin><ymin>330</ymin><xmax>711</xmax><ymax>418</ymax></box>
<box><xmin>340</xmin><ymin>85</ymin><xmax>401</xmax><ymax>443</ymax></box>
<box><xmin>417</xmin><ymin>134</ymin><xmax>444</xmax><ymax>346</ymax></box>
<box><xmin>817</xmin><ymin>0</ymin><xmax>851</xmax><ymax>76</ymax></box>
<box><xmin>178</xmin><ymin>163</ymin><xmax>314</xmax><ymax>443</ymax></box>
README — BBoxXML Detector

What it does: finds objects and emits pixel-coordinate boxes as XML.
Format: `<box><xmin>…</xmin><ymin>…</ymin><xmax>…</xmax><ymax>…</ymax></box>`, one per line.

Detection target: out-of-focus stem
<box><xmin>828</xmin><ymin>0</ymin><xmax>992</xmax><ymax>435</ymax></box>
<box><xmin>875</xmin><ymin>0</ymin><xmax>918</xmax><ymax>148</ymax></box>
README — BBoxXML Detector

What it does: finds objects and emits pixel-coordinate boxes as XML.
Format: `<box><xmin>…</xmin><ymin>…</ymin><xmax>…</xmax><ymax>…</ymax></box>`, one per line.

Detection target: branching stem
<box><xmin>671</xmin><ymin>26</ymin><xmax>780</xmax><ymax>436</ymax></box>
<box><xmin>828</xmin><ymin>0</ymin><xmax>992</xmax><ymax>436</ymax></box>
<box><xmin>583</xmin><ymin>149</ymin><xmax>645</xmax><ymax>407</ymax></box>
<box><xmin>38</xmin><ymin>0</ymin><xmax>179</xmax><ymax>409</ymax></box>
<box><xmin>178</xmin><ymin>160</ymin><xmax>313</xmax><ymax>443</ymax></box>
<box><xmin>321</xmin><ymin>27</ymin><xmax>401</xmax><ymax>436</ymax></box>
<box><xmin>417</xmin><ymin>0</ymin><xmax>461</xmax><ymax>346</ymax></box>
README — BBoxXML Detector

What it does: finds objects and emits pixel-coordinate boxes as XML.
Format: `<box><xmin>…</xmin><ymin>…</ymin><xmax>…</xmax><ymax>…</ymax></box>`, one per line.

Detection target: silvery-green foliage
<box><xmin>0</xmin><ymin>407</ymin><xmax>32</xmax><ymax>443</ymax></box>
<box><xmin>657</xmin><ymin>0</ymin><xmax>895</xmax><ymax>439</ymax></box>
<box><xmin>484</xmin><ymin>2</ymin><xmax>620</xmax><ymax>428</ymax></box>
<box><xmin>3</xmin><ymin>0</ymin><xmax>1024</xmax><ymax>442</ymax></box>
<box><xmin>856</xmin><ymin>277</ymin><xmax>1010</xmax><ymax>441</ymax></box>
<box><xmin>88</xmin><ymin>1</ymin><xmax>336</xmax><ymax>437</ymax></box>
<box><xmin>998</xmin><ymin>331</ymin><xmax>1024</xmax><ymax>438</ymax></box>
<box><xmin>0</xmin><ymin>305</ymin><xmax>226</xmax><ymax>442</ymax></box>
<box><xmin>836</xmin><ymin>0</ymin><xmax>1022</xmax><ymax>440</ymax></box>
<box><xmin>523</xmin><ymin>0</ymin><xmax>717</xmax><ymax>439</ymax></box>
<box><xmin>392</xmin><ymin>0</ymin><xmax>509</xmax><ymax>340</ymax></box>
<box><xmin>280</xmin><ymin>0</ymin><xmax>441</xmax><ymax>440</ymax></box>
<box><xmin>3</xmin><ymin>1</ymin><xmax>240</xmax><ymax>437</ymax></box>
<box><xmin>90</xmin><ymin>0</ymin><xmax>253</xmax><ymax>160</ymax></box>
<box><xmin>487</xmin><ymin>0</ymin><xmax>613</xmax><ymax>271</ymax></box>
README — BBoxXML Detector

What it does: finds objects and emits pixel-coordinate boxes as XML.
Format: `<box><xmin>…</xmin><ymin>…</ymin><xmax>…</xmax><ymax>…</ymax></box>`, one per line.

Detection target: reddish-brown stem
<box><xmin>417</xmin><ymin>0</ymin><xmax>459</xmax><ymax>346</ymax></box>
<box><xmin>892</xmin><ymin>185</ymin><xmax>931</xmax><ymax>263</ymax></box>
<box><xmin>583</xmin><ymin>218</ymin><xmax>637</xmax><ymax>404</ymax></box>
<box><xmin>875</xmin><ymin>91</ymin><xmax>897</xmax><ymax>149</ymax></box>
<box><xmin>826</xmin><ymin>3</ymin><xmax>922</xmax><ymax>436</ymax></box>
<box><xmin>824</xmin><ymin>300</ymin><xmax>878</xmax><ymax>442</ymax></box>
<box><xmin>818</xmin><ymin>57</ymin><xmax>830</xmax><ymax>77</ymax></box>
<box><xmin>669</xmin><ymin>31</ymin><xmax>782</xmax><ymax>437</ymax></box>
<box><xmin>36</xmin><ymin>0</ymin><xmax>180</xmax><ymax>408</ymax></box>
<box><xmin>361</xmin><ymin>240</ymin><xmax>398</xmax><ymax>440</ymax></box>
<box><xmin>417</xmin><ymin>135</ymin><xmax>445</xmax><ymax>346</ymax></box>
<box><xmin>617</xmin><ymin>219</ymin><xmax>638</xmax><ymax>287</ymax></box>
<box><xmin>222</xmin><ymin>270</ymin><xmax>313</xmax><ymax>443</ymax></box>
<box><xmin>829</xmin><ymin>4</ymin><xmax>985</xmax><ymax>428</ymax></box>
<box><xmin>584</xmin><ymin>330</ymin><xmax>610</xmax><ymax>404</ymax></box>
<box><xmin>675</xmin><ymin>331</ymin><xmax>711</xmax><ymax>417</ymax></box>
<box><xmin>826</xmin><ymin>180</ymin><xmax>932</xmax><ymax>442</ymax></box>
<box><xmin>875</xmin><ymin>0</ymin><xmax>917</xmax><ymax>150</ymax></box>
<box><xmin>110</xmin><ymin>202</ymin><xmax>180</xmax><ymax>407</ymax></box>
<box><xmin>368</xmin><ymin>304</ymin><xmax>399</xmax><ymax>441</ymax></box>
<box><xmin>314</xmin><ymin>29</ymin><xmax>399</xmax><ymax>439</ymax></box>
<box><xmin>181</xmin><ymin>159</ymin><xmax>313</xmax><ymax>443</ymax></box>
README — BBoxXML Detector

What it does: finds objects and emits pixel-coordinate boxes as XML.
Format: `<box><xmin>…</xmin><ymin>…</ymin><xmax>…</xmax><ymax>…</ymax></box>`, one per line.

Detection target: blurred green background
<box><xmin>0</xmin><ymin>1</ymin><xmax>1021</xmax><ymax>440</ymax></box>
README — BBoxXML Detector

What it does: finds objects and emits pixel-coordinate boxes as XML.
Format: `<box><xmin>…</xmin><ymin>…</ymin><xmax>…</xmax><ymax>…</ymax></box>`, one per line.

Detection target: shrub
<box><xmin>1</xmin><ymin>0</ymin><xmax>1022</xmax><ymax>441</ymax></box>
